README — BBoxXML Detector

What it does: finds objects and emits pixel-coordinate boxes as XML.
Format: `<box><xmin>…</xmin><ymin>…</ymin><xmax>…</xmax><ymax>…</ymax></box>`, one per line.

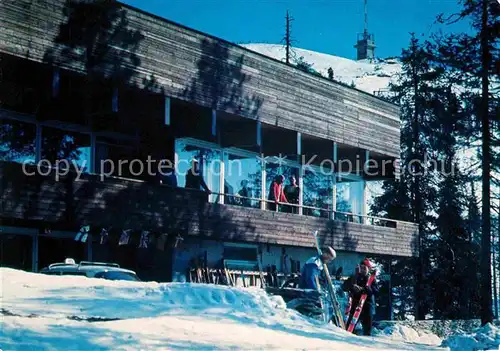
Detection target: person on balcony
<box><xmin>185</xmin><ymin>159</ymin><xmax>211</xmax><ymax>201</ymax></box>
<box><xmin>237</xmin><ymin>180</ymin><xmax>252</xmax><ymax>207</ymax></box>
<box><xmin>224</xmin><ymin>181</ymin><xmax>236</xmax><ymax>205</ymax></box>
<box><xmin>267</xmin><ymin>175</ymin><xmax>288</xmax><ymax>211</ymax></box>
<box><xmin>284</xmin><ymin>175</ymin><xmax>299</xmax><ymax>213</ymax></box>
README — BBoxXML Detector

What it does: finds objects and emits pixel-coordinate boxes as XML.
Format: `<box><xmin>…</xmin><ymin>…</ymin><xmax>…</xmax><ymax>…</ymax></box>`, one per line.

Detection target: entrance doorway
<box><xmin>0</xmin><ymin>235</ymin><xmax>32</xmax><ymax>271</ymax></box>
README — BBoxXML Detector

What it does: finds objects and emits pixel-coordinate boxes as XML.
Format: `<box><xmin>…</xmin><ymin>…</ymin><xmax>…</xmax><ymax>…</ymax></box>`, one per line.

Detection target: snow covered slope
<box><xmin>442</xmin><ymin>323</ymin><xmax>500</xmax><ymax>351</ymax></box>
<box><xmin>241</xmin><ymin>43</ymin><xmax>402</xmax><ymax>95</ymax></box>
<box><xmin>0</xmin><ymin>268</ymin><xmax>443</xmax><ymax>350</ymax></box>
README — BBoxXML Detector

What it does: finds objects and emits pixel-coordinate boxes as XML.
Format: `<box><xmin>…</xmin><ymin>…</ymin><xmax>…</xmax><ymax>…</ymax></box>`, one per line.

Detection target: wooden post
<box><xmin>388</xmin><ymin>259</ymin><xmax>393</xmax><ymax>320</ymax></box>
<box><xmin>32</xmin><ymin>234</ymin><xmax>39</xmax><ymax>273</ymax></box>
<box><xmin>86</xmin><ymin>234</ymin><xmax>93</xmax><ymax>261</ymax></box>
<box><xmin>164</xmin><ymin>96</ymin><xmax>171</xmax><ymax>126</ymax></box>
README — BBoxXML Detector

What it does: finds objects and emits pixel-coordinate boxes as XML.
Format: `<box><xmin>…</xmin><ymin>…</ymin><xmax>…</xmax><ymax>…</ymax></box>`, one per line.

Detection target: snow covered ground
<box><xmin>0</xmin><ymin>268</ymin><xmax>444</xmax><ymax>351</ymax></box>
<box><xmin>241</xmin><ymin>43</ymin><xmax>402</xmax><ymax>95</ymax></box>
<box><xmin>442</xmin><ymin>323</ymin><xmax>500</xmax><ymax>351</ymax></box>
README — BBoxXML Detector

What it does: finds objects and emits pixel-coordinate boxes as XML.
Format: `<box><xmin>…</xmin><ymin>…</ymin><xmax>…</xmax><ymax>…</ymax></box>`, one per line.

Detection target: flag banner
<box><xmin>139</xmin><ymin>231</ymin><xmax>150</xmax><ymax>249</ymax></box>
<box><xmin>173</xmin><ymin>234</ymin><xmax>184</xmax><ymax>248</ymax></box>
<box><xmin>119</xmin><ymin>229</ymin><xmax>131</xmax><ymax>246</ymax></box>
<box><xmin>100</xmin><ymin>228</ymin><xmax>109</xmax><ymax>245</ymax></box>
<box><xmin>75</xmin><ymin>225</ymin><xmax>90</xmax><ymax>242</ymax></box>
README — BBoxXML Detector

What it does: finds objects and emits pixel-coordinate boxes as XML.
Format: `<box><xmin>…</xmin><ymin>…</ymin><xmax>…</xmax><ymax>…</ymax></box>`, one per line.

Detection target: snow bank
<box><xmin>0</xmin><ymin>267</ymin><xmax>285</xmax><ymax>320</ymax></box>
<box><xmin>0</xmin><ymin>268</ymin><xmax>442</xmax><ymax>350</ymax></box>
<box><xmin>375</xmin><ymin>324</ymin><xmax>442</xmax><ymax>346</ymax></box>
<box><xmin>442</xmin><ymin>323</ymin><xmax>500</xmax><ymax>351</ymax></box>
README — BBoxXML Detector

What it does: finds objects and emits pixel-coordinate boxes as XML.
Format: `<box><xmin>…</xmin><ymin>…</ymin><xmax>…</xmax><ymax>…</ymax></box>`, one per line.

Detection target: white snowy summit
<box><xmin>241</xmin><ymin>43</ymin><xmax>401</xmax><ymax>96</ymax></box>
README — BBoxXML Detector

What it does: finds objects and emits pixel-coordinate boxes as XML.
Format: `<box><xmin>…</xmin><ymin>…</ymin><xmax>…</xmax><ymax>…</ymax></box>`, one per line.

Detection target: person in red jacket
<box><xmin>267</xmin><ymin>175</ymin><xmax>288</xmax><ymax>211</ymax></box>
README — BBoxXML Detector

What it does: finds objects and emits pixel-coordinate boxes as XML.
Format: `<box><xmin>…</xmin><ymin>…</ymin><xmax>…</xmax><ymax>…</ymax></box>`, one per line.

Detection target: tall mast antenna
<box><xmin>364</xmin><ymin>0</ymin><xmax>368</xmax><ymax>36</ymax></box>
<box><xmin>354</xmin><ymin>0</ymin><xmax>376</xmax><ymax>61</ymax></box>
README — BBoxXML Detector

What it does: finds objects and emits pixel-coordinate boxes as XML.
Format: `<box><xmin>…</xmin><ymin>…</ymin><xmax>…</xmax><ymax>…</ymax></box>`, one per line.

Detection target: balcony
<box><xmin>0</xmin><ymin>161</ymin><xmax>419</xmax><ymax>257</ymax></box>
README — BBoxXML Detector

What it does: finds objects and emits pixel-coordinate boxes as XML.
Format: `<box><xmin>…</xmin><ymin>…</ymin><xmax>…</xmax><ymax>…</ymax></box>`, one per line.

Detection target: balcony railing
<box><xmin>206</xmin><ymin>190</ymin><xmax>399</xmax><ymax>228</ymax></box>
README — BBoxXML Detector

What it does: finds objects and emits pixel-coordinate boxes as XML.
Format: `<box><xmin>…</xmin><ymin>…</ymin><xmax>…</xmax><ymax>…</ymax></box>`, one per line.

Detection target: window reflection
<box><xmin>303</xmin><ymin>169</ymin><xmax>332</xmax><ymax>218</ymax></box>
<box><xmin>176</xmin><ymin>140</ymin><xmax>221</xmax><ymax>203</ymax></box>
<box><xmin>224</xmin><ymin>153</ymin><xmax>261</xmax><ymax>208</ymax></box>
<box><xmin>0</xmin><ymin>119</ymin><xmax>36</xmax><ymax>164</ymax></box>
<box><xmin>336</xmin><ymin>179</ymin><xmax>364</xmax><ymax>221</ymax></box>
<box><xmin>42</xmin><ymin>127</ymin><xmax>91</xmax><ymax>172</ymax></box>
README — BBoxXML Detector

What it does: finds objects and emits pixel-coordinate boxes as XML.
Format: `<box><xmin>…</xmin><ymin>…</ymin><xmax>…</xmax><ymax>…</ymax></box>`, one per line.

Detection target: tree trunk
<box><xmin>480</xmin><ymin>0</ymin><xmax>493</xmax><ymax>326</ymax></box>
<box><xmin>412</xmin><ymin>59</ymin><xmax>425</xmax><ymax>320</ymax></box>
<box><xmin>498</xmin><ymin>206</ymin><xmax>500</xmax><ymax>317</ymax></box>
<box><xmin>285</xmin><ymin>11</ymin><xmax>291</xmax><ymax>65</ymax></box>
<box><xmin>493</xmin><ymin>234</ymin><xmax>498</xmax><ymax>318</ymax></box>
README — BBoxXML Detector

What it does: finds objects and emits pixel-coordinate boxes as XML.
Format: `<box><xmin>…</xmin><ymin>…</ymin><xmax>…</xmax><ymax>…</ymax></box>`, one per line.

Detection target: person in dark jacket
<box><xmin>284</xmin><ymin>175</ymin><xmax>299</xmax><ymax>213</ymax></box>
<box><xmin>299</xmin><ymin>246</ymin><xmax>336</xmax><ymax>291</ymax></box>
<box><xmin>342</xmin><ymin>258</ymin><xmax>378</xmax><ymax>336</ymax></box>
<box><xmin>185</xmin><ymin>159</ymin><xmax>211</xmax><ymax>201</ymax></box>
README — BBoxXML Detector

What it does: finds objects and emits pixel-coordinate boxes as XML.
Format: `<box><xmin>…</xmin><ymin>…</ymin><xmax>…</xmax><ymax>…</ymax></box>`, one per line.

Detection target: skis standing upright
<box><xmin>345</xmin><ymin>269</ymin><xmax>377</xmax><ymax>333</ymax></box>
<box><xmin>312</xmin><ymin>231</ymin><xmax>345</xmax><ymax>329</ymax></box>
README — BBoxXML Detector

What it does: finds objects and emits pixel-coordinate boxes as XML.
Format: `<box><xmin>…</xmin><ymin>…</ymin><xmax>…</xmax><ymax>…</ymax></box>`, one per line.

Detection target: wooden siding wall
<box><xmin>0</xmin><ymin>0</ymin><xmax>400</xmax><ymax>159</ymax></box>
<box><xmin>0</xmin><ymin>161</ymin><xmax>419</xmax><ymax>257</ymax></box>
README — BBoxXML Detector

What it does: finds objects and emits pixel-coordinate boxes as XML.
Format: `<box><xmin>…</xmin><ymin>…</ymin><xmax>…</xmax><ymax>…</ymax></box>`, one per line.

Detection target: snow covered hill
<box><xmin>241</xmin><ymin>43</ymin><xmax>402</xmax><ymax>95</ymax></box>
<box><xmin>0</xmin><ymin>268</ymin><xmax>443</xmax><ymax>350</ymax></box>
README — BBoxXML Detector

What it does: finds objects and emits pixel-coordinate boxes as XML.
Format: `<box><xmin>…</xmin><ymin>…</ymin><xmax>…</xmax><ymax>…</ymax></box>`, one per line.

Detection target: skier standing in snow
<box><xmin>299</xmin><ymin>246</ymin><xmax>336</xmax><ymax>290</ymax></box>
<box><xmin>342</xmin><ymin>258</ymin><xmax>378</xmax><ymax>336</ymax></box>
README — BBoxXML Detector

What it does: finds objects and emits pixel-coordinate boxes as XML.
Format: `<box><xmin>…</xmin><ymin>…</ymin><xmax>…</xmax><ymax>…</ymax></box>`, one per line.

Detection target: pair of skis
<box><xmin>312</xmin><ymin>231</ymin><xmax>345</xmax><ymax>329</ymax></box>
<box><xmin>312</xmin><ymin>230</ymin><xmax>376</xmax><ymax>333</ymax></box>
<box><xmin>344</xmin><ymin>269</ymin><xmax>376</xmax><ymax>333</ymax></box>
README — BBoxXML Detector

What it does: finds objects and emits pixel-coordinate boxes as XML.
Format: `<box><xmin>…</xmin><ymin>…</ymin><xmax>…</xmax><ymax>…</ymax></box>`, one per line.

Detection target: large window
<box><xmin>95</xmin><ymin>136</ymin><xmax>139</xmax><ymax>179</ymax></box>
<box><xmin>223</xmin><ymin>151</ymin><xmax>262</xmax><ymax>208</ymax></box>
<box><xmin>176</xmin><ymin>139</ymin><xmax>221</xmax><ymax>203</ymax></box>
<box><xmin>303</xmin><ymin>168</ymin><xmax>333</xmax><ymax>218</ymax></box>
<box><xmin>42</xmin><ymin>127</ymin><xmax>91</xmax><ymax>173</ymax></box>
<box><xmin>0</xmin><ymin>119</ymin><xmax>36</xmax><ymax>164</ymax></box>
<box><xmin>336</xmin><ymin>177</ymin><xmax>364</xmax><ymax>221</ymax></box>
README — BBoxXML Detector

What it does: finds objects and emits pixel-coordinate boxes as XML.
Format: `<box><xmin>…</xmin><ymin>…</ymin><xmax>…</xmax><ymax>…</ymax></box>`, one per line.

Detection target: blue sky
<box><xmin>120</xmin><ymin>0</ymin><xmax>470</xmax><ymax>60</ymax></box>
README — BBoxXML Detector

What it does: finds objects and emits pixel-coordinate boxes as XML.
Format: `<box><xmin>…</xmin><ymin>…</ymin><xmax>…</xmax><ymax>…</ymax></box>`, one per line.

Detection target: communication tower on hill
<box><xmin>354</xmin><ymin>0</ymin><xmax>376</xmax><ymax>61</ymax></box>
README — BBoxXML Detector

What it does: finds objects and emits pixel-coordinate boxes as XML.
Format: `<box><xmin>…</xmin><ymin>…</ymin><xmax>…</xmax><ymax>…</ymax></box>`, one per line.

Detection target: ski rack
<box><xmin>188</xmin><ymin>267</ymin><xmax>270</xmax><ymax>287</ymax></box>
<box><xmin>188</xmin><ymin>267</ymin><xmax>298</xmax><ymax>288</ymax></box>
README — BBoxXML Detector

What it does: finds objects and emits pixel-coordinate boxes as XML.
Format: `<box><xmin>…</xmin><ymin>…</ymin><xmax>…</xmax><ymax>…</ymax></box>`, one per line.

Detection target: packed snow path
<box><xmin>1</xmin><ymin>268</ymin><xmax>442</xmax><ymax>350</ymax></box>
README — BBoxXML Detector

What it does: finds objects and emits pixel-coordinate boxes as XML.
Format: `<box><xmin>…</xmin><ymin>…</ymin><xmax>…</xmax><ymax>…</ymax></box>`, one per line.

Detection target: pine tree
<box><xmin>429</xmin><ymin>0</ymin><xmax>499</xmax><ymax>325</ymax></box>
<box><xmin>328</xmin><ymin>67</ymin><xmax>334</xmax><ymax>81</ymax></box>
<box><xmin>391</xmin><ymin>34</ymin><xmax>442</xmax><ymax>320</ymax></box>
<box><xmin>371</xmin><ymin>35</ymin><xmax>443</xmax><ymax>319</ymax></box>
<box><xmin>429</xmin><ymin>86</ymin><xmax>480</xmax><ymax>318</ymax></box>
<box><xmin>467</xmin><ymin>181</ymin><xmax>482</xmax><ymax>244</ymax></box>
<box><xmin>282</xmin><ymin>10</ymin><xmax>295</xmax><ymax>65</ymax></box>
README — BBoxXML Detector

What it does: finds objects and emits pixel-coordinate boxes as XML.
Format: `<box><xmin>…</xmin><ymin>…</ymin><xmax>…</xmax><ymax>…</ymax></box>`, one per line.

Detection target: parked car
<box><xmin>39</xmin><ymin>258</ymin><xmax>141</xmax><ymax>282</ymax></box>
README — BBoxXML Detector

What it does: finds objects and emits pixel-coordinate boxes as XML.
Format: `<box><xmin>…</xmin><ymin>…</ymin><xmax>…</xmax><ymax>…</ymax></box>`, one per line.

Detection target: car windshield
<box><xmin>94</xmin><ymin>271</ymin><xmax>141</xmax><ymax>281</ymax></box>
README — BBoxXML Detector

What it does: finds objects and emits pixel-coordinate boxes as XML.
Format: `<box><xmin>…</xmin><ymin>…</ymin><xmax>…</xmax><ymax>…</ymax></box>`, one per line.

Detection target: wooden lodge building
<box><xmin>0</xmin><ymin>0</ymin><xmax>418</xmax><ymax>318</ymax></box>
